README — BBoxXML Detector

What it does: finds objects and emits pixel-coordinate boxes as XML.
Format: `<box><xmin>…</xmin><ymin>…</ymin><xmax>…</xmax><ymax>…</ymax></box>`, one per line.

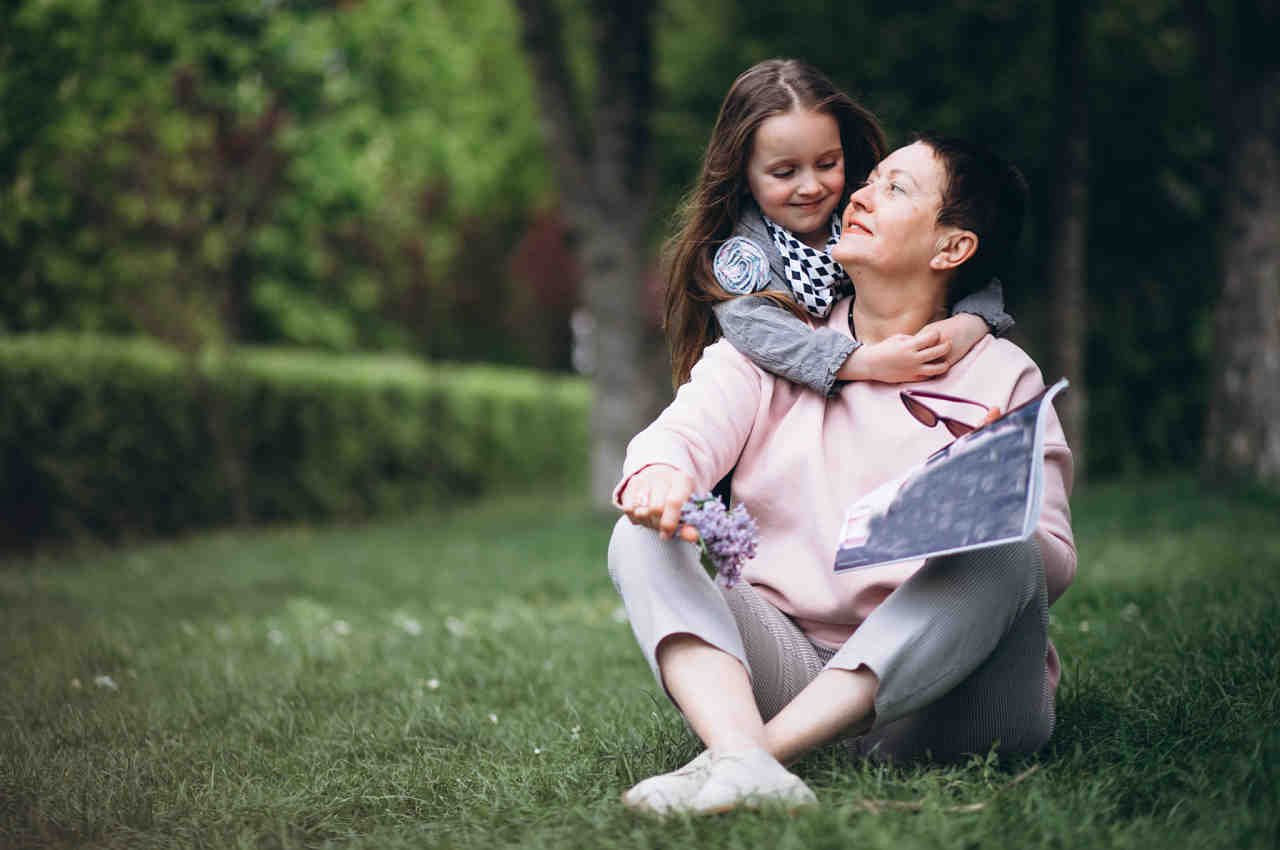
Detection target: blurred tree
<box><xmin>506</xmin><ymin>208</ymin><xmax>580</xmax><ymax>371</ymax></box>
<box><xmin>1047</xmin><ymin>0</ymin><xmax>1091</xmax><ymax>475</ymax></box>
<box><xmin>1187</xmin><ymin>0</ymin><xmax>1280</xmax><ymax>486</ymax></box>
<box><xmin>0</xmin><ymin>0</ymin><xmax>554</xmax><ymax>360</ymax></box>
<box><xmin>514</xmin><ymin>0</ymin><xmax>668</xmax><ymax>503</ymax></box>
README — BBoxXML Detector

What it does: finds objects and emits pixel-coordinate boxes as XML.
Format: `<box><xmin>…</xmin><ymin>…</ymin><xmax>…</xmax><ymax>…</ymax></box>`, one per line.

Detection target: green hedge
<box><xmin>0</xmin><ymin>335</ymin><xmax>589</xmax><ymax>545</ymax></box>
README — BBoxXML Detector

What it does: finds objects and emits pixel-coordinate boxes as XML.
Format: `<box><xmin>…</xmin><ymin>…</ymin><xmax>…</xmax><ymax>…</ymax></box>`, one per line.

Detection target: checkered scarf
<box><xmin>762</xmin><ymin>214</ymin><xmax>852</xmax><ymax>318</ymax></box>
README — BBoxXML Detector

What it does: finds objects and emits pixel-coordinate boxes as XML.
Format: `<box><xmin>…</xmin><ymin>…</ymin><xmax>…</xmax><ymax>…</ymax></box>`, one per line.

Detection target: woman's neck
<box><xmin>848</xmin><ymin>272</ymin><xmax>948</xmax><ymax>344</ymax></box>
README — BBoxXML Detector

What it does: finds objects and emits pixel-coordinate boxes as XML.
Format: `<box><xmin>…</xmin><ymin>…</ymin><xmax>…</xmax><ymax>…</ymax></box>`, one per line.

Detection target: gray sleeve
<box><xmin>951</xmin><ymin>277</ymin><xmax>1014</xmax><ymax>336</ymax></box>
<box><xmin>713</xmin><ymin>296</ymin><xmax>858</xmax><ymax>396</ymax></box>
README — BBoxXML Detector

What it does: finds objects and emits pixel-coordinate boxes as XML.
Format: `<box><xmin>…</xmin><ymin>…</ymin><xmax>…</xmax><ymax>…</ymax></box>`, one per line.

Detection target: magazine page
<box><xmin>834</xmin><ymin>378</ymin><xmax>1069</xmax><ymax>572</ymax></box>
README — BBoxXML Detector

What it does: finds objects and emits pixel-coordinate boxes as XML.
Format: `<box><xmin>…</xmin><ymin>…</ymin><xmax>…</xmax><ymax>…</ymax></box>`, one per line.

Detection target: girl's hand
<box><xmin>837</xmin><ymin>329</ymin><xmax>952</xmax><ymax>383</ymax></box>
<box><xmin>919</xmin><ymin>313</ymin><xmax>989</xmax><ymax>370</ymax></box>
<box><xmin>619</xmin><ymin>465</ymin><xmax>700</xmax><ymax>542</ymax></box>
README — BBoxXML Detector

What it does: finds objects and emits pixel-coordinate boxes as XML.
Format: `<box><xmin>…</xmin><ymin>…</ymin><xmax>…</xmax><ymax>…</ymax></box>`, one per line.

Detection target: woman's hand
<box><xmin>918</xmin><ymin>313</ymin><xmax>989</xmax><ymax>370</ymax></box>
<box><xmin>619</xmin><ymin>465</ymin><xmax>701</xmax><ymax>542</ymax></box>
<box><xmin>837</xmin><ymin>329</ymin><xmax>952</xmax><ymax>383</ymax></box>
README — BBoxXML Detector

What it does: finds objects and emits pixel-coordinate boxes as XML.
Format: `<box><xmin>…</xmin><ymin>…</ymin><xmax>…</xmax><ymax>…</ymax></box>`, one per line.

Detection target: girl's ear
<box><xmin>929</xmin><ymin>229</ymin><xmax>978</xmax><ymax>271</ymax></box>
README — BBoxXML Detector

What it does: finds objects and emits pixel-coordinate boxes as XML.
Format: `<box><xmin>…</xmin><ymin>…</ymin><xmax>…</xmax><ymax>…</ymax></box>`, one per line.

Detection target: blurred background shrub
<box><xmin>0</xmin><ymin>335</ymin><xmax>587</xmax><ymax>546</ymax></box>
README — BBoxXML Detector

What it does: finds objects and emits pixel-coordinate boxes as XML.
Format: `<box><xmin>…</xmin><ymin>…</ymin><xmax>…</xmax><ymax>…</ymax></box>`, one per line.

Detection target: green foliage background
<box><xmin>2</xmin><ymin>0</ymin><xmax>555</xmax><ymax>360</ymax></box>
<box><xmin>2</xmin><ymin>0</ymin><xmax>1223</xmax><ymax>476</ymax></box>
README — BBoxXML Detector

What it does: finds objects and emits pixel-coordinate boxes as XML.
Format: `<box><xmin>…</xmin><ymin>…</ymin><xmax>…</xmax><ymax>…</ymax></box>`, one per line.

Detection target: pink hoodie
<box><xmin>615</xmin><ymin>299</ymin><xmax>1076</xmax><ymax>692</ymax></box>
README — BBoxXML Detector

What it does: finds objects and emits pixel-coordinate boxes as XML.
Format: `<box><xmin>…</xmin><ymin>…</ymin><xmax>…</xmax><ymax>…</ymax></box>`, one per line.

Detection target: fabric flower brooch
<box><xmin>713</xmin><ymin>237</ymin><xmax>770</xmax><ymax>295</ymax></box>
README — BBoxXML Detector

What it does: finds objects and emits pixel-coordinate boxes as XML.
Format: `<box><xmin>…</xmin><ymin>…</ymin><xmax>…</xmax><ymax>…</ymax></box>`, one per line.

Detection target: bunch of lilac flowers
<box><xmin>679</xmin><ymin>493</ymin><xmax>759</xmax><ymax>589</ymax></box>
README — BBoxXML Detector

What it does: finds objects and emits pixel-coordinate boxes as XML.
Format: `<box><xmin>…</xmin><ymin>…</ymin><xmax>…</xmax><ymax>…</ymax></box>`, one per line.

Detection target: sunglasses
<box><xmin>900</xmin><ymin>389</ymin><xmax>993</xmax><ymax>438</ymax></box>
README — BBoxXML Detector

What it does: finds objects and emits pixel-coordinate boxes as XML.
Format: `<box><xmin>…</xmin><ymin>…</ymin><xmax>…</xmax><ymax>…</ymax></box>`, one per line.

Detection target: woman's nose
<box><xmin>850</xmin><ymin>181</ymin><xmax>873</xmax><ymax>210</ymax></box>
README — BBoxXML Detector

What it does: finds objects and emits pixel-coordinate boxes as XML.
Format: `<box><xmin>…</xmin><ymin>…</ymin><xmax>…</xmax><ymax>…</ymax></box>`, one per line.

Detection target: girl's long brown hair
<box><xmin>662</xmin><ymin>59</ymin><xmax>887</xmax><ymax>387</ymax></box>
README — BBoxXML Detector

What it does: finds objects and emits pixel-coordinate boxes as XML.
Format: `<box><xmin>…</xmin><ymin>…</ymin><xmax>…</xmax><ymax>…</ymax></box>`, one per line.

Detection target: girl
<box><xmin>663</xmin><ymin>59</ymin><xmax>1013</xmax><ymax>396</ymax></box>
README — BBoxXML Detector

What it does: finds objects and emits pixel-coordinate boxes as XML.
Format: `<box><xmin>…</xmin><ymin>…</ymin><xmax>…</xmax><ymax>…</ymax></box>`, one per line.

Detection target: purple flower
<box><xmin>679</xmin><ymin>493</ymin><xmax>759</xmax><ymax>589</ymax></box>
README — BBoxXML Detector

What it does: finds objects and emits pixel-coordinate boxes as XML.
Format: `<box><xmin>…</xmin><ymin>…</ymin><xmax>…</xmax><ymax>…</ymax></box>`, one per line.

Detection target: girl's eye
<box><xmin>772</xmin><ymin>168</ymin><xmax>795</xmax><ymax>179</ymax></box>
<box><xmin>817</xmin><ymin>159</ymin><xmax>838</xmax><ymax>170</ymax></box>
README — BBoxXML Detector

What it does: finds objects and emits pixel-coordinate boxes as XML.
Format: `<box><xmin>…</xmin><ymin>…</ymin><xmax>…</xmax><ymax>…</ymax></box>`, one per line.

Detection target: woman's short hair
<box><xmin>913</xmin><ymin>132</ymin><xmax>1029</xmax><ymax>306</ymax></box>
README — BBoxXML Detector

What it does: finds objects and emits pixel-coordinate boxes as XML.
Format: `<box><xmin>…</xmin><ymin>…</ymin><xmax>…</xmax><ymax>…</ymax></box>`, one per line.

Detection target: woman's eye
<box><xmin>890</xmin><ymin>183</ymin><xmax>905</xmax><ymax>194</ymax></box>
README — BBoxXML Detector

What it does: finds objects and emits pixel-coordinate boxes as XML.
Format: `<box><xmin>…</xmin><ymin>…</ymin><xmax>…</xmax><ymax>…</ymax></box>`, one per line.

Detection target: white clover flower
<box><xmin>611</xmin><ymin>606</ymin><xmax>629</xmax><ymax>624</ymax></box>
<box><xmin>570</xmin><ymin>725</ymin><xmax>581</xmax><ymax>740</ymax></box>
<box><xmin>70</xmin><ymin>678</ymin><xmax>82</xmax><ymax>690</ymax></box>
<box><xmin>533</xmin><ymin>746</ymin><xmax>543</xmax><ymax>755</ymax></box>
<box><xmin>333</xmin><ymin>620</ymin><xmax>351</xmax><ymax>636</ymax></box>
<box><xmin>93</xmin><ymin>675</ymin><xmax>119</xmax><ymax>691</ymax></box>
<box><xmin>267</xmin><ymin>629</ymin><xmax>284</xmax><ymax>645</ymax></box>
<box><xmin>445</xmin><ymin>617</ymin><xmax>467</xmax><ymax>637</ymax></box>
<box><xmin>1121</xmin><ymin>602</ymin><xmax>1141</xmax><ymax>621</ymax></box>
<box><xmin>1079</xmin><ymin>621</ymin><xmax>1090</xmax><ymax>633</ymax></box>
<box><xmin>398</xmin><ymin>616</ymin><xmax>423</xmax><ymax>636</ymax></box>
<box><xmin>180</xmin><ymin>622</ymin><xmax>197</xmax><ymax>637</ymax></box>
<box><xmin>426</xmin><ymin>678</ymin><xmax>440</xmax><ymax>690</ymax></box>
<box><xmin>488</xmin><ymin>713</ymin><xmax>498</xmax><ymax>724</ymax></box>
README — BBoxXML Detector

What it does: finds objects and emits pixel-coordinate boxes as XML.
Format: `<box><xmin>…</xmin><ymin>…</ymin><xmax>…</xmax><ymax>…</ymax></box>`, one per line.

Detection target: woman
<box><xmin>608</xmin><ymin>134</ymin><xmax>1075</xmax><ymax>816</ymax></box>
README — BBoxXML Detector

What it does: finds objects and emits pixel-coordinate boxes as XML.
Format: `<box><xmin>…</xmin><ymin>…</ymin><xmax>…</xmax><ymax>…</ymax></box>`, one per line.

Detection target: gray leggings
<box><xmin>607</xmin><ymin>517</ymin><xmax>1054</xmax><ymax>762</ymax></box>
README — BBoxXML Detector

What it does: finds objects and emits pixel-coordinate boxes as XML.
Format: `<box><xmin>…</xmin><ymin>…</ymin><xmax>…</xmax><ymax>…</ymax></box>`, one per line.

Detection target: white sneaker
<box><xmin>687</xmin><ymin>748</ymin><xmax>817</xmax><ymax>815</ymax></box>
<box><xmin>621</xmin><ymin>750</ymin><xmax>713</xmax><ymax>815</ymax></box>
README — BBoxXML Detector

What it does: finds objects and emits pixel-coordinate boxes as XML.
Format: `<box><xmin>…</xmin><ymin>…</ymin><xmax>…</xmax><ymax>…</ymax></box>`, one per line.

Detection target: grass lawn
<box><xmin>3</xmin><ymin>475</ymin><xmax>1279</xmax><ymax>849</ymax></box>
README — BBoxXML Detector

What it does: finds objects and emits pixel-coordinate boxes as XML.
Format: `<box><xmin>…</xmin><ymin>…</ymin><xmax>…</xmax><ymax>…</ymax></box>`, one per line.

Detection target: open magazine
<box><xmin>834</xmin><ymin>378</ymin><xmax>1069</xmax><ymax>573</ymax></box>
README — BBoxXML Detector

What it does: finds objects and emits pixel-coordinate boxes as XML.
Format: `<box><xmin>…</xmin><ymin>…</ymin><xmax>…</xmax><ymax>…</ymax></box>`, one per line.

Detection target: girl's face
<box><xmin>745</xmin><ymin>109</ymin><xmax>845</xmax><ymax>250</ymax></box>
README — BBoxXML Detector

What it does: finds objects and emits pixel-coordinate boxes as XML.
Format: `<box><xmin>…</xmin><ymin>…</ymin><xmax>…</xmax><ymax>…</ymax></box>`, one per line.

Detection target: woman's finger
<box><xmin>644</xmin><ymin>477</ymin><xmax>670</xmax><ymax>528</ymax></box>
<box><xmin>657</xmin><ymin>477</ymin><xmax>693</xmax><ymax>540</ymax></box>
<box><xmin>624</xmin><ymin>479</ymin><xmax>651</xmax><ymax>519</ymax></box>
<box><xmin>657</xmin><ymin>494</ymin><xmax>684</xmax><ymax>539</ymax></box>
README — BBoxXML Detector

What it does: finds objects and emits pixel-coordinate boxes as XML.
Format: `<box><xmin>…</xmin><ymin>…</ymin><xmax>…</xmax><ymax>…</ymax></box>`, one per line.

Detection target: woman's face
<box><xmin>745</xmin><ymin>108</ymin><xmax>845</xmax><ymax>250</ymax></box>
<box><xmin>831</xmin><ymin>141</ymin><xmax>946</xmax><ymax>276</ymax></box>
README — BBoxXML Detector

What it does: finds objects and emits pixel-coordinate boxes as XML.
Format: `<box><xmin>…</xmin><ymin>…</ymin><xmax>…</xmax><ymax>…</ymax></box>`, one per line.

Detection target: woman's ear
<box><xmin>930</xmin><ymin>229</ymin><xmax>978</xmax><ymax>271</ymax></box>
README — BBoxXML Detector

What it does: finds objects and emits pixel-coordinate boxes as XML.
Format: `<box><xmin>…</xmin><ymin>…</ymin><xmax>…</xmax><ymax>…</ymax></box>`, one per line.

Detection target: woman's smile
<box><xmin>841</xmin><ymin>205</ymin><xmax>872</xmax><ymax>235</ymax></box>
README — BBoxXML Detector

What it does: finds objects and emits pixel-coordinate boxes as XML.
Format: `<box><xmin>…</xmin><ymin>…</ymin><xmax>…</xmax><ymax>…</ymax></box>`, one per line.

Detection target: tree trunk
<box><xmin>514</xmin><ymin>0</ymin><xmax>666</xmax><ymax>505</ymax></box>
<box><xmin>1190</xmin><ymin>0</ymin><xmax>1280</xmax><ymax>486</ymax></box>
<box><xmin>1204</xmin><ymin>71</ymin><xmax>1280</xmax><ymax>484</ymax></box>
<box><xmin>1047</xmin><ymin>0</ymin><xmax>1090</xmax><ymax>475</ymax></box>
<box><xmin>579</xmin><ymin>215</ymin><xmax>665</xmax><ymax>503</ymax></box>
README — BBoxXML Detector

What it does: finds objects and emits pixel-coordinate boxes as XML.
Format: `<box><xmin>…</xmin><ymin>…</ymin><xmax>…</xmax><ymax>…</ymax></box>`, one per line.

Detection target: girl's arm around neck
<box><xmin>952</xmin><ymin>277</ymin><xmax>1014</xmax><ymax>336</ymax></box>
<box><xmin>713</xmin><ymin>296</ymin><xmax>855</xmax><ymax>395</ymax></box>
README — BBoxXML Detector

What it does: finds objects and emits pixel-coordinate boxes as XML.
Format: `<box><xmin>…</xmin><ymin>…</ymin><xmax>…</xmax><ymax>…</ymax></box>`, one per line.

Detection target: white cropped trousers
<box><xmin>607</xmin><ymin>517</ymin><xmax>1055</xmax><ymax>761</ymax></box>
